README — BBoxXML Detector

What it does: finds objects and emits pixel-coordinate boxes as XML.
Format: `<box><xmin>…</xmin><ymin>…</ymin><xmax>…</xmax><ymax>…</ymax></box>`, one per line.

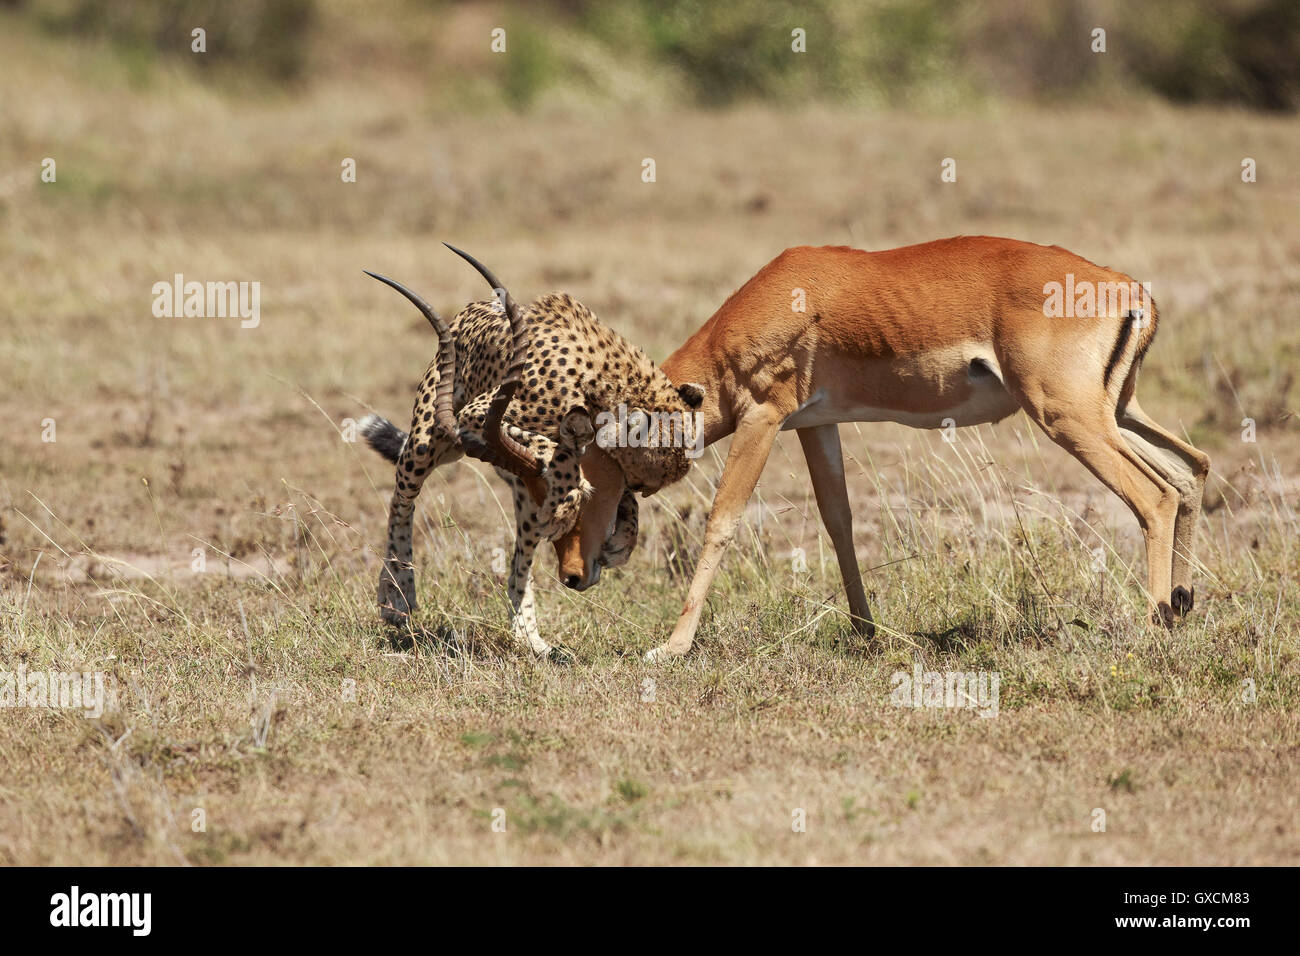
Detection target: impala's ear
<box><xmin>676</xmin><ymin>382</ymin><xmax>705</xmax><ymax>409</ymax></box>
<box><xmin>559</xmin><ymin>406</ymin><xmax>595</xmax><ymax>452</ymax></box>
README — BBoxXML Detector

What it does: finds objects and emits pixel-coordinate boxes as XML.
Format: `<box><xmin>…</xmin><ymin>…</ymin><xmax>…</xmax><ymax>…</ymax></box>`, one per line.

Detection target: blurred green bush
<box><xmin>26</xmin><ymin>0</ymin><xmax>315</xmax><ymax>80</ymax></box>
<box><xmin>1127</xmin><ymin>0</ymin><xmax>1300</xmax><ymax>111</ymax></box>
<box><xmin>6</xmin><ymin>0</ymin><xmax>1296</xmax><ymax>111</ymax></box>
<box><xmin>572</xmin><ymin>0</ymin><xmax>1299</xmax><ymax>111</ymax></box>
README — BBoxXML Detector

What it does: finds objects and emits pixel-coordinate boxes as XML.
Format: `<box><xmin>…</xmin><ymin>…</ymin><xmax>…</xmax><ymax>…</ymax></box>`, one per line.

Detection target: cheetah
<box><xmin>359</xmin><ymin>245</ymin><xmax>704</xmax><ymax>658</ymax></box>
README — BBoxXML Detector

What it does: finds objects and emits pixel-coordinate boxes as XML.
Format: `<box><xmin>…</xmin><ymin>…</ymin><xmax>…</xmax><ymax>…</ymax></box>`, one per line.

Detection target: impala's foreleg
<box><xmin>647</xmin><ymin>408</ymin><xmax>784</xmax><ymax>660</ymax></box>
<box><xmin>797</xmin><ymin>423</ymin><xmax>875</xmax><ymax>637</ymax></box>
<box><xmin>1116</xmin><ymin>397</ymin><xmax>1210</xmax><ymax>616</ymax></box>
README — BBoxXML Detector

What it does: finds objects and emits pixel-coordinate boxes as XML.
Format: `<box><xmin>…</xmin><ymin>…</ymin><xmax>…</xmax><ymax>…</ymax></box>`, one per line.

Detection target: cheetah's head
<box><xmin>552</xmin><ymin>381</ymin><xmax>706</xmax><ymax>591</ymax></box>
<box><xmin>589</xmin><ymin>381</ymin><xmax>706</xmax><ymax>497</ymax></box>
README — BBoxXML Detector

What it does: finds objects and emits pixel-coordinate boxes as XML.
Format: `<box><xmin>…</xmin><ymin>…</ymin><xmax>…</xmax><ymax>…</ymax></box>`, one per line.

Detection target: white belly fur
<box><xmin>781</xmin><ymin>354</ymin><xmax>1021</xmax><ymax>432</ymax></box>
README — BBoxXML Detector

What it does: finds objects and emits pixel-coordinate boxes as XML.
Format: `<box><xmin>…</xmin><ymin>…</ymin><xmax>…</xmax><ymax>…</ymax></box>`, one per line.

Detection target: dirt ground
<box><xmin>1</xmin><ymin>19</ymin><xmax>1298</xmax><ymax>865</ymax></box>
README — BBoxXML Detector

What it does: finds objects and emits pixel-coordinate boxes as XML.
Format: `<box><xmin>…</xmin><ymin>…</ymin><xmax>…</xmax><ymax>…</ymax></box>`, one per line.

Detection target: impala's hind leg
<box><xmin>1044</xmin><ymin>417</ymin><xmax>1179</xmax><ymax>625</ymax></box>
<box><xmin>1116</xmin><ymin>397</ymin><xmax>1210</xmax><ymax>616</ymax></box>
<box><xmin>1004</xmin><ymin>377</ymin><xmax>1180</xmax><ymax>627</ymax></box>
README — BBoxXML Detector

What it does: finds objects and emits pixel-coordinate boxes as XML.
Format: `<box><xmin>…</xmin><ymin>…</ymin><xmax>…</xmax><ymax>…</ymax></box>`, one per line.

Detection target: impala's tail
<box><xmin>359</xmin><ymin>413</ymin><xmax>407</xmax><ymax>464</ymax></box>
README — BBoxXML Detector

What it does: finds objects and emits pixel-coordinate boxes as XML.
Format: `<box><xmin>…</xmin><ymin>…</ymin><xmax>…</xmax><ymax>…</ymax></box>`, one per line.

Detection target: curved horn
<box><xmin>442</xmin><ymin>245</ymin><xmax>544</xmax><ymax>498</ymax></box>
<box><xmin>442</xmin><ymin>243</ymin><xmax>520</xmax><ymax>317</ymax></box>
<box><xmin>364</xmin><ymin>271</ymin><xmax>457</xmax><ymax>444</ymax></box>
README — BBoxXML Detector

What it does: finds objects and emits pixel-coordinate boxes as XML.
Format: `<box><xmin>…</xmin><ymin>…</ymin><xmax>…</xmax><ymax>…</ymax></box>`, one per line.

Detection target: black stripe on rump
<box><xmin>1103</xmin><ymin>316</ymin><xmax>1136</xmax><ymax>389</ymax></box>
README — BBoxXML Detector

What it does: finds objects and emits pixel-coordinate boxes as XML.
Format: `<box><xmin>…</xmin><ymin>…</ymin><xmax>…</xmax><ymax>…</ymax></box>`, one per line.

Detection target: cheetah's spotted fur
<box><xmin>362</xmin><ymin>289</ymin><xmax>698</xmax><ymax>657</ymax></box>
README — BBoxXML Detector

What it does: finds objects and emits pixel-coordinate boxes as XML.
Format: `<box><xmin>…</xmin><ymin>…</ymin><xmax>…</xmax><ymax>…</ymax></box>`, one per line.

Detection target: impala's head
<box><xmin>551</xmin><ymin>446</ymin><xmax>635</xmax><ymax>591</ymax></box>
<box><xmin>552</xmin><ymin>380</ymin><xmax>706</xmax><ymax>590</ymax></box>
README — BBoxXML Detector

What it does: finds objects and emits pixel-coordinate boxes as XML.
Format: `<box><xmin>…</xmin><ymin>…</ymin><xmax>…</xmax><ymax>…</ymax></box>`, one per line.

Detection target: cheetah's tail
<box><xmin>359</xmin><ymin>414</ymin><xmax>407</xmax><ymax>464</ymax></box>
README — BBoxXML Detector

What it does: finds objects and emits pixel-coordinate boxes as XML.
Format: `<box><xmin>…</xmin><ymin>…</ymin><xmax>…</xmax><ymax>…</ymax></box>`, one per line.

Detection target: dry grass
<box><xmin>1</xmin><ymin>13</ymin><xmax>1299</xmax><ymax>865</ymax></box>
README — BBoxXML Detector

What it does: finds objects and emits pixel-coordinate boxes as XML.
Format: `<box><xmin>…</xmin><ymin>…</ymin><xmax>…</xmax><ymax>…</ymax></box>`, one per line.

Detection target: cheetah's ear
<box><xmin>676</xmin><ymin>382</ymin><xmax>705</xmax><ymax>409</ymax></box>
<box><xmin>558</xmin><ymin>406</ymin><xmax>595</xmax><ymax>454</ymax></box>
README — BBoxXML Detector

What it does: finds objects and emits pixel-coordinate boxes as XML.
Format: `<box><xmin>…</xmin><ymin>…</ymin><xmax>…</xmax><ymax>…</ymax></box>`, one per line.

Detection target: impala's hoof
<box><xmin>1171</xmin><ymin>586</ymin><xmax>1195</xmax><ymax>616</ymax></box>
<box><xmin>1150</xmin><ymin>602</ymin><xmax>1175</xmax><ymax>629</ymax></box>
<box><xmin>644</xmin><ymin>645</ymin><xmax>680</xmax><ymax>663</ymax></box>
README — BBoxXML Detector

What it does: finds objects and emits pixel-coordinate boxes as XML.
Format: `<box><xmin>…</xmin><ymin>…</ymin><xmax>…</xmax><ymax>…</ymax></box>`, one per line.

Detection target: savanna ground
<box><xmin>2</xmin><ymin>3</ymin><xmax>1299</xmax><ymax>865</ymax></box>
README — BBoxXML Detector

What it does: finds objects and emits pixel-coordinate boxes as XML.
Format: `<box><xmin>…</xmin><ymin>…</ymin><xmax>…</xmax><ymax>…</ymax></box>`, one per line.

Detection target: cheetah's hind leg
<box><xmin>361</xmin><ymin>412</ymin><xmax>460</xmax><ymax>631</ymax></box>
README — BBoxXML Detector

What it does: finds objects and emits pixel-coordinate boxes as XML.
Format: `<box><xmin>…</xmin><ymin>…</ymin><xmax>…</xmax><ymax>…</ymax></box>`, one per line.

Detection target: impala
<box><xmin>555</xmin><ymin>236</ymin><xmax>1211</xmax><ymax>660</ymax></box>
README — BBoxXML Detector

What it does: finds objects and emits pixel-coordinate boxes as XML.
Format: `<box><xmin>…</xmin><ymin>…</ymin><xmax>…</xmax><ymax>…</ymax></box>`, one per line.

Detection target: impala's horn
<box><xmin>364</xmin><ymin>271</ymin><xmax>458</xmax><ymax>444</ymax></box>
<box><xmin>443</xmin><ymin>243</ymin><xmax>521</xmax><ymax>318</ymax></box>
<box><xmin>442</xmin><ymin>246</ymin><xmax>545</xmax><ymax>502</ymax></box>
